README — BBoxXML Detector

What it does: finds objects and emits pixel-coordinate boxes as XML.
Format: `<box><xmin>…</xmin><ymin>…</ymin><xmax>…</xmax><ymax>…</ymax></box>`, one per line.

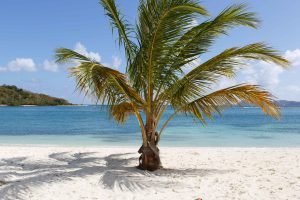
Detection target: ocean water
<box><xmin>0</xmin><ymin>106</ymin><xmax>300</xmax><ymax>147</ymax></box>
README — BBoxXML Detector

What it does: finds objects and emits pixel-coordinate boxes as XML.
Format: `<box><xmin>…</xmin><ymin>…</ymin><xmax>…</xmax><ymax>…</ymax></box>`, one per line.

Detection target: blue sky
<box><xmin>1</xmin><ymin>0</ymin><xmax>300</xmax><ymax>103</ymax></box>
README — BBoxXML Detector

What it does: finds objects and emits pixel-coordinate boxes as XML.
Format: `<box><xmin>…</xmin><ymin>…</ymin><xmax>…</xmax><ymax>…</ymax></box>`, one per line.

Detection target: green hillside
<box><xmin>0</xmin><ymin>85</ymin><xmax>72</xmax><ymax>106</ymax></box>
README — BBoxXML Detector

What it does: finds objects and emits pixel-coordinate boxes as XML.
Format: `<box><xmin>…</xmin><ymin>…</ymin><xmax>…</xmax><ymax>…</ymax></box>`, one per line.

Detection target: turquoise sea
<box><xmin>0</xmin><ymin>106</ymin><xmax>300</xmax><ymax>147</ymax></box>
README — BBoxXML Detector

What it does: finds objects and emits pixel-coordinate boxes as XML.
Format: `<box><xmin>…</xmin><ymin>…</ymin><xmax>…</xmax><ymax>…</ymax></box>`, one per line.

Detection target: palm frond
<box><xmin>110</xmin><ymin>102</ymin><xmax>137</xmax><ymax>123</ymax></box>
<box><xmin>181</xmin><ymin>84</ymin><xmax>280</xmax><ymax>124</ymax></box>
<box><xmin>153</xmin><ymin>4</ymin><xmax>260</xmax><ymax>100</ymax></box>
<box><xmin>55</xmin><ymin>48</ymin><xmax>144</xmax><ymax>106</ymax></box>
<box><xmin>130</xmin><ymin>0</ymin><xmax>208</xmax><ymax>97</ymax></box>
<box><xmin>172</xmin><ymin>4</ymin><xmax>259</xmax><ymax>67</ymax></box>
<box><xmin>70</xmin><ymin>62</ymin><xmax>145</xmax><ymax>106</ymax></box>
<box><xmin>100</xmin><ymin>0</ymin><xmax>137</xmax><ymax>63</ymax></box>
<box><xmin>55</xmin><ymin>48</ymin><xmax>93</xmax><ymax>63</ymax></box>
<box><xmin>186</xmin><ymin>42</ymin><xmax>289</xmax><ymax>82</ymax></box>
<box><xmin>160</xmin><ymin>43</ymin><xmax>289</xmax><ymax>109</ymax></box>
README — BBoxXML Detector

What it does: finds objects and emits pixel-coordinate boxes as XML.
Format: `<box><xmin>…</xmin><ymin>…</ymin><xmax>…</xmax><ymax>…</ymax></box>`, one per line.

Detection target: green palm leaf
<box><xmin>100</xmin><ymin>0</ymin><xmax>137</xmax><ymax>64</ymax></box>
<box><xmin>130</xmin><ymin>0</ymin><xmax>208</xmax><ymax>95</ymax></box>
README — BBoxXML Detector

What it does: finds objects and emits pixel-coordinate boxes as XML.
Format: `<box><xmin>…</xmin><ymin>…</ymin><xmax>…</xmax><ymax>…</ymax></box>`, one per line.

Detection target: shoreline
<box><xmin>1</xmin><ymin>143</ymin><xmax>300</xmax><ymax>149</ymax></box>
<box><xmin>0</xmin><ymin>146</ymin><xmax>299</xmax><ymax>199</ymax></box>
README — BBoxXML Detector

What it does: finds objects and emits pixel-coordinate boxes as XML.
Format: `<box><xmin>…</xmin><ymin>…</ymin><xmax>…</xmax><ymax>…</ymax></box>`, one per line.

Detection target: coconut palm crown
<box><xmin>55</xmin><ymin>0</ymin><xmax>289</xmax><ymax>171</ymax></box>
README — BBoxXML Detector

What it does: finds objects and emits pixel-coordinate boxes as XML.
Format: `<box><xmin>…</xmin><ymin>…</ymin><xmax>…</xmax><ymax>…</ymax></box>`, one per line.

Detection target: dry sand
<box><xmin>0</xmin><ymin>146</ymin><xmax>299</xmax><ymax>200</ymax></box>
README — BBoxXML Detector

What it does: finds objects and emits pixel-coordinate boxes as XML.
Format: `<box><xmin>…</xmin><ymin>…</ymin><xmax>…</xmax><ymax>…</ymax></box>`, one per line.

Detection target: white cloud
<box><xmin>112</xmin><ymin>56</ymin><xmax>122</xmax><ymax>69</ymax></box>
<box><xmin>102</xmin><ymin>56</ymin><xmax>122</xmax><ymax>69</ymax></box>
<box><xmin>43</xmin><ymin>60</ymin><xmax>59</xmax><ymax>72</ymax></box>
<box><xmin>285</xmin><ymin>49</ymin><xmax>300</xmax><ymax>66</ymax></box>
<box><xmin>242</xmin><ymin>61</ymin><xmax>284</xmax><ymax>90</ymax></box>
<box><xmin>72</xmin><ymin>42</ymin><xmax>122</xmax><ymax>69</ymax></box>
<box><xmin>8</xmin><ymin>58</ymin><xmax>36</xmax><ymax>72</ymax></box>
<box><xmin>239</xmin><ymin>49</ymin><xmax>300</xmax><ymax>91</ymax></box>
<box><xmin>215</xmin><ymin>78</ymin><xmax>237</xmax><ymax>90</ymax></box>
<box><xmin>230</xmin><ymin>48</ymin><xmax>300</xmax><ymax>101</ymax></box>
<box><xmin>1</xmin><ymin>58</ymin><xmax>37</xmax><ymax>72</ymax></box>
<box><xmin>74</xmin><ymin>42</ymin><xmax>101</xmax><ymax>62</ymax></box>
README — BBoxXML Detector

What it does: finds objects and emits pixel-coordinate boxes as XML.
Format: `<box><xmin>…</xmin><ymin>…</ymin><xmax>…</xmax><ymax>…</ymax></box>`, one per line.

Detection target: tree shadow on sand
<box><xmin>0</xmin><ymin>152</ymin><xmax>235</xmax><ymax>200</ymax></box>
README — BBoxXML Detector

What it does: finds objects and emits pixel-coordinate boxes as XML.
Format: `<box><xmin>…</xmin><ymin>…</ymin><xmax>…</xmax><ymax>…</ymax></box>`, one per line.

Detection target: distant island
<box><xmin>0</xmin><ymin>85</ymin><xmax>72</xmax><ymax>106</ymax></box>
<box><xmin>240</xmin><ymin>100</ymin><xmax>300</xmax><ymax>107</ymax></box>
<box><xmin>1</xmin><ymin>85</ymin><xmax>300</xmax><ymax>107</ymax></box>
<box><xmin>276</xmin><ymin>100</ymin><xmax>300</xmax><ymax>107</ymax></box>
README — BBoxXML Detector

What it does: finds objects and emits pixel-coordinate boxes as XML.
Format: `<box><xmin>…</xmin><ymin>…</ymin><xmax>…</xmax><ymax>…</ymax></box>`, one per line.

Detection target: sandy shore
<box><xmin>0</xmin><ymin>146</ymin><xmax>299</xmax><ymax>200</ymax></box>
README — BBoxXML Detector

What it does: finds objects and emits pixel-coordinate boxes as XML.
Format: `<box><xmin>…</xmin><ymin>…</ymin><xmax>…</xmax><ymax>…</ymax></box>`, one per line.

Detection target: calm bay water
<box><xmin>0</xmin><ymin>106</ymin><xmax>300</xmax><ymax>147</ymax></box>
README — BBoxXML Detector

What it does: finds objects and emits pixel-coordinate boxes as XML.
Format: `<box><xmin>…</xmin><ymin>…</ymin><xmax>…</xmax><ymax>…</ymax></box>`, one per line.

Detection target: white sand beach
<box><xmin>0</xmin><ymin>146</ymin><xmax>299</xmax><ymax>200</ymax></box>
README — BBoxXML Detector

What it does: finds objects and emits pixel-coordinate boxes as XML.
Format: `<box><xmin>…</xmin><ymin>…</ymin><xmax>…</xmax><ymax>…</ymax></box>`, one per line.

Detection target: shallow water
<box><xmin>0</xmin><ymin>106</ymin><xmax>299</xmax><ymax>147</ymax></box>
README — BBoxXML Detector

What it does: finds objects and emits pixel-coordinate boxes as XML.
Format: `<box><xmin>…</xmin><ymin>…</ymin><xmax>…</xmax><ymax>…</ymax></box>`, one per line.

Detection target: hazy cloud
<box><xmin>286</xmin><ymin>85</ymin><xmax>300</xmax><ymax>92</ymax></box>
<box><xmin>209</xmin><ymin>49</ymin><xmax>300</xmax><ymax>98</ymax></box>
<box><xmin>0</xmin><ymin>67</ymin><xmax>7</xmax><ymax>72</ymax></box>
<box><xmin>240</xmin><ymin>49</ymin><xmax>300</xmax><ymax>90</ymax></box>
<box><xmin>74</xmin><ymin>42</ymin><xmax>101</xmax><ymax>62</ymax></box>
<box><xmin>43</xmin><ymin>60</ymin><xmax>59</xmax><ymax>72</ymax></box>
<box><xmin>112</xmin><ymin>56</ymin><xmax>122</xmax><ymax>69</ymax></box>
<box><xmin>242</xmin><ymin>61</ymin><xmax>284</xmax><ymax>90</ymax></box>
<box><xmin>215</xmin><ymin>78</ymin><xmax>237</xmax><ymax>91</ymax></box>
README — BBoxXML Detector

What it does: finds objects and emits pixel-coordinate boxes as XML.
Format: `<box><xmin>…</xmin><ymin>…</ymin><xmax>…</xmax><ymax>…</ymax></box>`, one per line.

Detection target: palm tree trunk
<box><xmin>138</xmin><ymin>130</ymin><xmax>161</xmax><ymax>171</ymax></box>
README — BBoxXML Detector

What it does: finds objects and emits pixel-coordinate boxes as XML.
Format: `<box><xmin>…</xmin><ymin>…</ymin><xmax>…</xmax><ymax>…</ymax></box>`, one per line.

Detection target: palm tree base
<box><xmin>138</xmin><ymin>145</ymin><xmax>161</xmax><ymax>171</ymax></box>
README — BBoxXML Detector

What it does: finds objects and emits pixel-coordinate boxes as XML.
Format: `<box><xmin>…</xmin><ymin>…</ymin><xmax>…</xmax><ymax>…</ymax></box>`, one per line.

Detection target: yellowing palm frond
<box><xmin>182</xmin><ymin>84</ymin><xmax>280</xmax><ymax>124</ymax></box>
<box><xmin>110</xmin><ymin>102</ymin><xmax>140</xmax><ymax>123</ymax></box>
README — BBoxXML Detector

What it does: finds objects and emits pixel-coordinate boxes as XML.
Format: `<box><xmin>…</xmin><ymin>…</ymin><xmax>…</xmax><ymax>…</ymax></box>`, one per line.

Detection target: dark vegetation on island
<box><xmin>276</xmin><ymin>100</ymin><xmax>300</xmax><ymax>107</ymax></box>
<box><xmin>0</xmin><ymin>85</ymin><xmax>72</xmax><ymax>106</ymax></box>
<box><xmin>0</xmin><ymin>85</ymin><xmax>299</xmax><ymax>108</ymax></box>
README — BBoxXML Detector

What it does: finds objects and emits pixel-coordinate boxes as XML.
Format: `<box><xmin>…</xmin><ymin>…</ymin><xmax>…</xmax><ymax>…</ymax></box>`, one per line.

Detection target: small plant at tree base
<box><xmin>55</xmin><ymin>0</ymin><xmax>289</xmax><ymax>171</ymax></box>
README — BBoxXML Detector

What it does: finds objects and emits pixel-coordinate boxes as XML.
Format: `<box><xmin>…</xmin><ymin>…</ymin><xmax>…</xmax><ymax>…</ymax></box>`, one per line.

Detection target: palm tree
<box><xmin>55</xmin><ymin>0</ymin><xmax>289</xmax><ymax>171</ymax></box>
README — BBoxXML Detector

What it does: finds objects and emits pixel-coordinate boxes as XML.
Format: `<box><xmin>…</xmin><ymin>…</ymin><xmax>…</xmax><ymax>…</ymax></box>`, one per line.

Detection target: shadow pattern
<box><xmin>0</xmin><ymin>151</ymin><xmax>235</xmax><ymax>200</ymax></box>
